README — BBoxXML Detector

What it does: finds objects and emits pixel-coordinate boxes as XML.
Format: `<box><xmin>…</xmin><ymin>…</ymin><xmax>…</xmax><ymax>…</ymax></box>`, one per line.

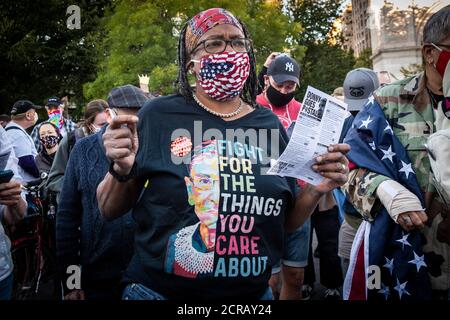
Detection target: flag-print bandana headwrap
<box><xmin>185</xmin><ymin>8</ymin><xmax>242</xmax><ymax>55</ymax></box>
<box><xmin>186</xmin><ymin>9</ymin><xmax>249</xmax><ymax>101</ymax></box>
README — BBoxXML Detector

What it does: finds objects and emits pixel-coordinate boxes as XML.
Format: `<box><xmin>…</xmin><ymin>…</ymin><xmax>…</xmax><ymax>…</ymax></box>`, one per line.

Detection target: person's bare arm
<box><xmin>97</xmin><ymin>115</ymin><xmax>144</xmax><ymax>220</ymax></box>
<box><xmin>97</xmin><ymin>174</ymin><xmax>144</xmax><ymax>220</ymax></box>
<box><xmin>264</xmin><ymin>52</ymin><xmax>281</xmax><ymax>68</ymax></box>
<box><xmin>0</xmin><ymin>180</ymin><xmax>27</xmax><ymax>225</ymax></box>
<box><xmin>286</xmin><ymin>184</ymin><xmax>323</xmax><ymax>231</ymax></box>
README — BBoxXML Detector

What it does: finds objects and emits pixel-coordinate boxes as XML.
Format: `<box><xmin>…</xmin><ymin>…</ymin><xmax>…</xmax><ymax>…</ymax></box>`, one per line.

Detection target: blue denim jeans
<box><xmin>122</xmin><ymin>283</ymin><xmax>273</xmax><ymax>300</ymax></box>
<box><xmin>260</xmin><ymin>286</ymin><xmax>273</xmax><ymax>300</ymax></box>
<box><xmin>122</xmin><ymin>283</ymin><xmax>167</xmax><ymax>300</ymax></box>
<box><xmin>272</xmin><ymin>218</ymin><xmax>311</xmax><ymax>273</ymax></box>
<box><xmin>0</xmin><ymin>273</ymin><xmax>13</xmax><ymax>300</ymax></box>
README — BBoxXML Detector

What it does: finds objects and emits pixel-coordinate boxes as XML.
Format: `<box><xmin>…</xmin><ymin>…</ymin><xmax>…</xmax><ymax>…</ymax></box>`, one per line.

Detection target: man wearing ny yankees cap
<box><xmin>256</xmin><ymin>54</ymin><xmax>314</xmax><ymax>300</ymax></box>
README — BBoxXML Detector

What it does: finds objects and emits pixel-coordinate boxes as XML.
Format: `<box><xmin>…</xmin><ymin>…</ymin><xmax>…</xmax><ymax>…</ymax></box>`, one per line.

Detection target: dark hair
<box><xmin>38</xmin><ymin>121</ymin><xmax>63</xmax><ymax>141</ymax></box>
<box><xmin>176</xmin><ymin>18</ymin><xmax>258</xmax><ymax>107</ymax></box>
<box><xmin>81</xmin><ymin>99</ymin><xmax>109</xmax><ymax>133</ymax></box>
<box><xmin>86</xmin><ymin>99</ymin><xmax>108</xmax><ymax>112</ymax></box>
<box><xmin>423</xmin><ymin>6</ymin><xmax>450</xmax><ymax>44</ymax></box>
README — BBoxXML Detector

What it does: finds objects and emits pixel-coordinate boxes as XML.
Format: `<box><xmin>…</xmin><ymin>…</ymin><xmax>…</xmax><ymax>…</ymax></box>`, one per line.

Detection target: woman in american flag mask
<box><xmin>96</xmin><ymin>8</ymin><xmax>350</xmax><ymax>300</ymax></box>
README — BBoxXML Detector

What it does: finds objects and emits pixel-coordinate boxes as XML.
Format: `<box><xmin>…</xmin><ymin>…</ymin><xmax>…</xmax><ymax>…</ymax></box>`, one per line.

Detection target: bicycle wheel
<box><xmin>11</xmin><ymin>240</ymin><xmax>38</xmax><ymax>300</ymax></box>
<box><xmin>11</xmin><ymin>240</ymin><xmax>61</xmax><ymax>300</ymax></box>
<box><xmin>34</xmin><ymin>244</ymin><xmax>61</xmax><ymax>300</ymax></box>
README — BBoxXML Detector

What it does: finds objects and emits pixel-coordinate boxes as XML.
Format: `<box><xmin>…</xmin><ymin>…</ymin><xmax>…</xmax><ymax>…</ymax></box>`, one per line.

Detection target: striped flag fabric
<box><xmin>343</xmin><ymin>96</ymin><xmax>432</xmax><ymax>300</ymax></box>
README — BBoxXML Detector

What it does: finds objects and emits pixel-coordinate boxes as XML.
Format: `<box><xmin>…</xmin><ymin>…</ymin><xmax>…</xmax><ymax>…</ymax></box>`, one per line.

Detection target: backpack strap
<box><xmin>67</xmin><ymin>130</ymin><xmax>76</xmax><ymax>155</ymax></box>
<box><xmin>5</xmin><ymin>126</ymin><xmax>22</xmax><ymax>132</ymax></box>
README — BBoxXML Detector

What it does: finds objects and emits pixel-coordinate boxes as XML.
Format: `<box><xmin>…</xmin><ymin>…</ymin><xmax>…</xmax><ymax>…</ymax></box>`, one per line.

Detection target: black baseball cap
<box><xmin>10</xmin><ymin>100</ymin><xmax>42</xmax><ymax>115</ymax></box>
<box><xmin>107</xmin><ymin>85</ymin><xmax>150</xmax><ymax>109</ymax></box>
<box><xmin>46</xmin><ymin>97</ymin><xmax>62</xmax><ymax>108</ymax></box>
<box><xmin>267</xmin><ymin>54</ymin><xmax>300</xmax><ymax>85</ymax></box>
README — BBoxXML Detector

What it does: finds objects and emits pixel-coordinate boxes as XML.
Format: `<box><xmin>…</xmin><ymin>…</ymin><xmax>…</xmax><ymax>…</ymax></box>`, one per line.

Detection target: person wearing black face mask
<box><xmin>257</xmin><ymin>54</ymin><xmax>313</xmax><ymax>300</ymax></box>
<box><xmin>256</xmin><ymin>54</ymin><xmax>302</xmax><ymax>138</ymax></box>
<box><xmin>35</xmin><ymin>121</ymin><xmax>62</xmax><ymax>175</ymax></box>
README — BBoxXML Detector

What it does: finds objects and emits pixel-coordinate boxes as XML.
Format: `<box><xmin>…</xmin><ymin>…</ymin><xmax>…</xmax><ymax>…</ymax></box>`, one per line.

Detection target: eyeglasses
<box><xmin>430</xmin><ymin>42</ymin><xmax>450</xmax><ymax>51</ymax></box>
<box><xmin>192</xmin><ymin>38</ymin><xmax>252</xmax><ymax>54</ymax></box>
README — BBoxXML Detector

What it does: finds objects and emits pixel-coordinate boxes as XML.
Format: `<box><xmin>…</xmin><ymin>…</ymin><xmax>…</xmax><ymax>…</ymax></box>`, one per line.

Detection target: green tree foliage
<box><xmin>83</xmin><ymin>0</ymin><xmax>177</xmax><ymax>100</ymax></box>
<box><xmin>0</xmin><ymin>0</ymin><xmax>111</xmax><ymax>114</ymax></box>
<box><xmin>354</xmin><ymin>48</ymin><xmax>373</xmax><ymax>69</ymax></box>
<box><xmin>2</xmin><ymin>0</ymin><xmax>354</xmax><ymax>113</ymax></box>
<box><xmin>83</xmin><ymin>0</ymin><xmax>305</xmax><ymax>99</ymax></box>
<box><xmin>286</xmin><ymin>0</ymin><xmax>343</xmax><ymax>45</ymax></box>
<box><xmin>284</xmin><ymin>0</ymin><xmax>354</xmax><ymax>99</ymax></box>
<box><xmin>297</xmin><ymin>43</ymin><xmax>356</xmax><ymax>99</ymax></box>
<box><xmin>149</xmin><ymin>64</ymin><xmax>179</xmax><ymax>95</ymax></box>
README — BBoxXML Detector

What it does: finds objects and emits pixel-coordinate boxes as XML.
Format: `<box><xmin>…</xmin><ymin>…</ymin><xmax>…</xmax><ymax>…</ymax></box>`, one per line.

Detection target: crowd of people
<box><xmin>0</xmin><ymin>6</ymin><xmax>449</xmax><ymax>301</ymax></box>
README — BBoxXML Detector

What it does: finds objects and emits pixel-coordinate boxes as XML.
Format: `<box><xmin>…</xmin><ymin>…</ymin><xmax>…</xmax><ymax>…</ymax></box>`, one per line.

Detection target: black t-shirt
<box><xmin>124</xmin><ymin>94</ymin><xmax>298</xmax><ymax>300</ymax></box>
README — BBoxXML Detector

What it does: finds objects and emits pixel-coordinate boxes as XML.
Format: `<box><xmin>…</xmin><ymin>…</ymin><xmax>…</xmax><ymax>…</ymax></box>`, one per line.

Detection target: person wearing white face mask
<box><xmin>83</xmin><ymin>103</ymin><xmax>110</xmax><ymax>135</ymax></box>
<box><xmin>5</xmin><ymin>100</ymin><xmax>41</xmax><ymax>183</ymax></box>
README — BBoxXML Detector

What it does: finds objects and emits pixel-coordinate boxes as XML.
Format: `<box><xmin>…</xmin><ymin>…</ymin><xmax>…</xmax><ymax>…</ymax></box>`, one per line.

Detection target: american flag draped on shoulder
<box><xmin>343</xmin><ymin>96</ymin><xmax>432</xmax><ymax>300</ymax></box>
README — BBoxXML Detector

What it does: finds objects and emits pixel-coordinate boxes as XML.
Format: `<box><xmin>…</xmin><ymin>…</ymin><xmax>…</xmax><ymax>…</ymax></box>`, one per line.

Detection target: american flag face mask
<box><xmin>192</xmin><ymin>51</ymin><xmax>250</xmax><ymax>101</ymax></box>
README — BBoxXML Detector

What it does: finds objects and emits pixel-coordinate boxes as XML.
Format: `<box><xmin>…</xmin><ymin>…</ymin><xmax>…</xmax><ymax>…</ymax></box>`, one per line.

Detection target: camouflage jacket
<box><xmin>343</xmin><ymin>73</ymin><xmax>435</xmax><ymax>222</ymax></box>
<box><xmin>343</xmin><ymin>74</ymin><xmax>450</xmax><ymax>292</ymax></box>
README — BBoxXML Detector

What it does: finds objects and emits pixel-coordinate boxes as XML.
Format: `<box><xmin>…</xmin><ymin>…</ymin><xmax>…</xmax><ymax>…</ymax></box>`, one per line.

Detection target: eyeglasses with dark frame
<box><xmin>191</xmin><ymin>38</ymin><xmax>252</xmax><ymax>55</ymax></box>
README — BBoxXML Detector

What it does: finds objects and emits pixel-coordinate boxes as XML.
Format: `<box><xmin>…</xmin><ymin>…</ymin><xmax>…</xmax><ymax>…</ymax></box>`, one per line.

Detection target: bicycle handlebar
<box><xmin>25</xmin><ymin>178</ymin><xmax>43</xmax><ymax>188</ymax></box>
<box><xmin>22</xmin><ymin>172</ymin><xmax>48</xmax><ymax>191</ymax></box>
